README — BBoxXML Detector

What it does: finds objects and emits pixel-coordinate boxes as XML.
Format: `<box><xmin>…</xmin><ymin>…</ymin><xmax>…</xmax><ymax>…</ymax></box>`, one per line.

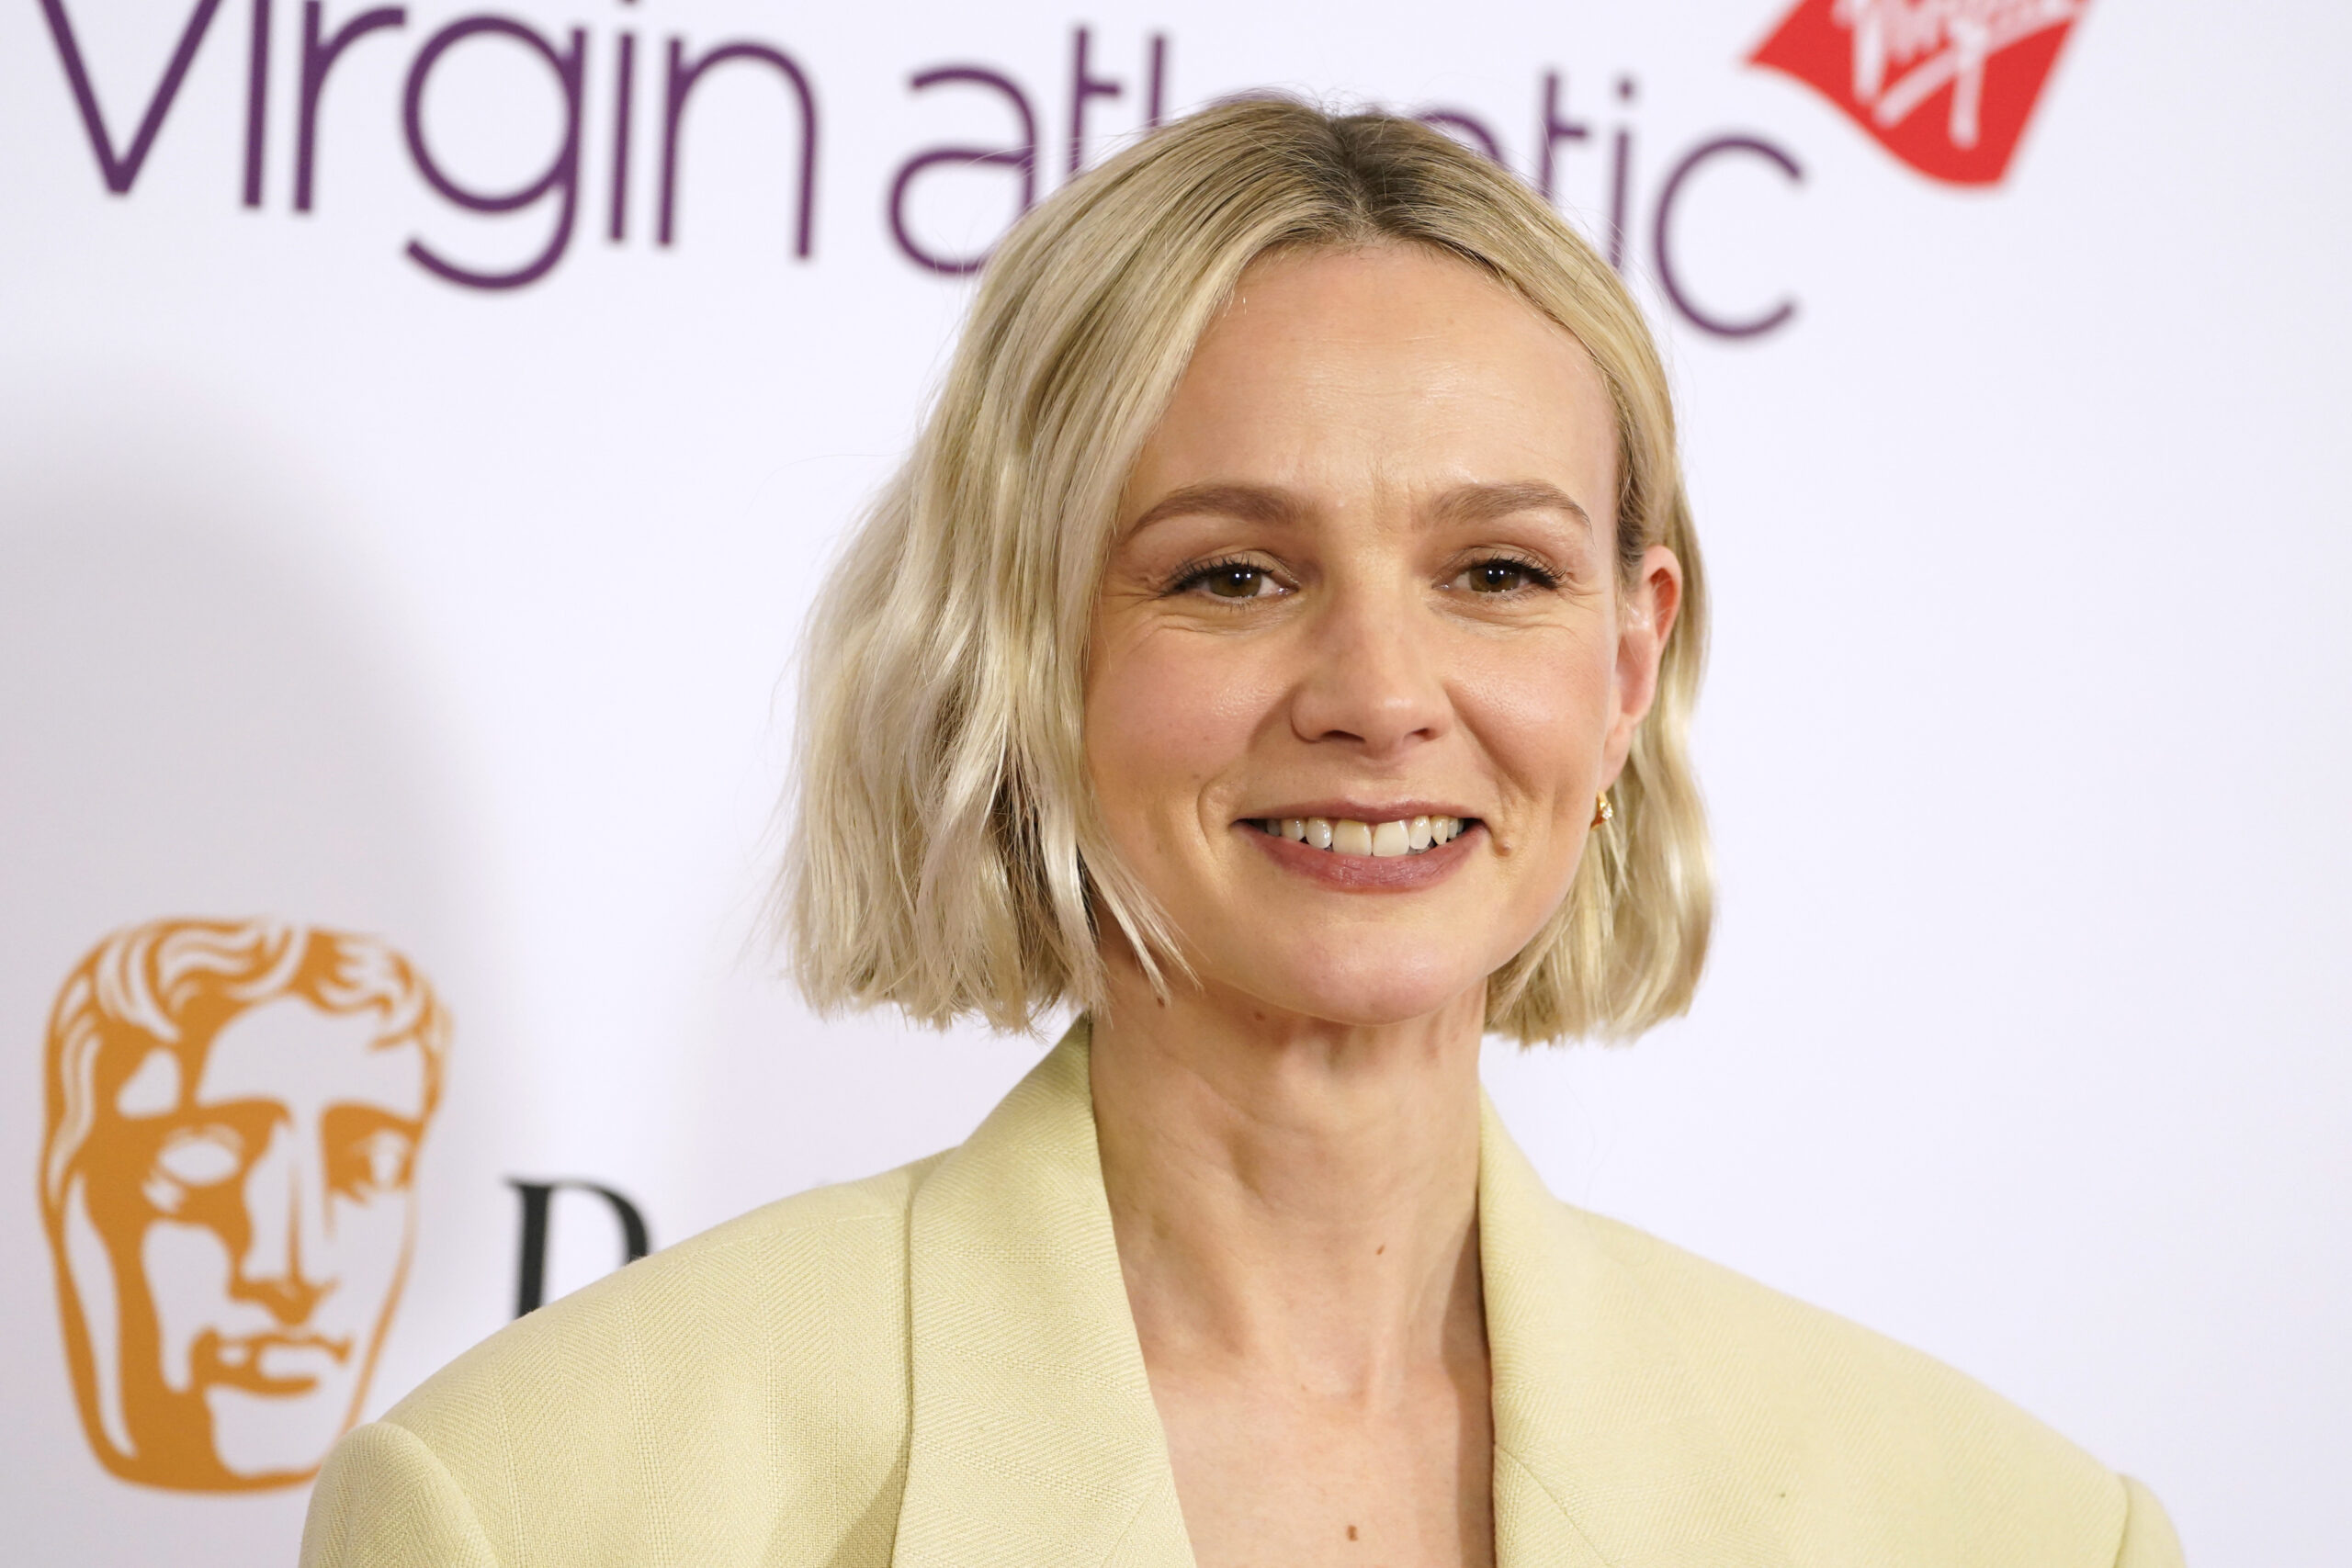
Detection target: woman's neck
<box><xmin>1089</xmin><ymin>959</ymin><xmax>1488</xmax><ymax>1394</ymax></box>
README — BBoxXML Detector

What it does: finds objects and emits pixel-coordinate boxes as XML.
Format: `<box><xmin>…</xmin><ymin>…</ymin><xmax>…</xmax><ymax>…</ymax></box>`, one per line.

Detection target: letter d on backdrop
<box><xmin>507</xmin><ymin>1179</ymin><xmax>651</xmax><ymax>1316</ymax></box>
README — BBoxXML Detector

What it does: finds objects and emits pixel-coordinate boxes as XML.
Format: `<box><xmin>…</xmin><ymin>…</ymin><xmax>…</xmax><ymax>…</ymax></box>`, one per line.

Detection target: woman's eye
<box><xmin>1457</xmin><ymin>558</ymin><xmax>1551</xmax><ymax>594</ymax></box>
<box><xmin>1185</xmin><ymin>564</ymin><xmax>1278</xmax><ymax>600</ymax></box>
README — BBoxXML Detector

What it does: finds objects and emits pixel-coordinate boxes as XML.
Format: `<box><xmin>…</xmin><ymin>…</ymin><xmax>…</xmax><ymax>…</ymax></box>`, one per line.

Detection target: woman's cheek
<box><xmin>1458</xmin><ymin>629</ymin><xmax>1609</xmax><ymax>787</ymax></box>
<box><xmin>1088</xmin><ymin>632</ymin><xmax>1222</xmax><ymax>849</ymax></box>
<box><xmin>1098</xmin><ymin>630</ymin><xmax>1266</xmax><ymax>782</ymax></box>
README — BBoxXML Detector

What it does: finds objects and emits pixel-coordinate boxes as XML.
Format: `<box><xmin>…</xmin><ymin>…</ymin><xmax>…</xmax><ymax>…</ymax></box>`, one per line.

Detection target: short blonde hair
<box><xmin>785</xmin><ymin>99</ymin><xmax>1709</xmax><ymax>1043</ymax></box>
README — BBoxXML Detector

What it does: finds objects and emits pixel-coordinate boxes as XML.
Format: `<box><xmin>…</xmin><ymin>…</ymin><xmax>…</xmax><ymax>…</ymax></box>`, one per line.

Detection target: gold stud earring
<box><xmin>1591</xmin><ymin>791</ymin><xmax>1614</xmax><ymax>829</ymax></box>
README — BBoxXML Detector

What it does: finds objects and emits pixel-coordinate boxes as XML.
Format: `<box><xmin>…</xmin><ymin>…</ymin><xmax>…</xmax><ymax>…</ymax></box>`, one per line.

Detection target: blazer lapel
<box><xmin>1479</xmin><ymin>1099</ymin><xmax>1796</xmax><ymax>1568</ymax></box>
<box><xmin>892</xmin><ymin>1029</ymin><xmax>1794</xmax><ymax>1568</ymax></box>
<box><xmin>893</xmin><ymin>1019</ymin><xmax>1195</xmax><ymax>1568</ymax></box>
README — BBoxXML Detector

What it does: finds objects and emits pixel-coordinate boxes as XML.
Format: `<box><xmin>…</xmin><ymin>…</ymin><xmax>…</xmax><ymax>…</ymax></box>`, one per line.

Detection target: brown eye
<box><xmin>1453</xmin><ymin>557</ymin><xmax>1557</xmax><ymax>595</ymax></box>
<box><xmin>1180</xmin><ymin>561</ymin><xmax>1278</xmax><ymax>600</ymax></box>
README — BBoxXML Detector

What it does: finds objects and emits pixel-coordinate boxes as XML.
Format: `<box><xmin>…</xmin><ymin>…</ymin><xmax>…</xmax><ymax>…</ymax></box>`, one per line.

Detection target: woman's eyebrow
<box><xmin>1431</xmin><ymin>480</ymin><xmax>1593</xmax><ymax>534</ymax></box>
<box><xmin>1123</xmin><ymin>479</ymin><xmax>1592</xmax><ymax>536</ymax></box>
<box><xmin>1125</xmin><ymin>481</ymin><xmax>1309</xmax><ymax>535</ymax></box>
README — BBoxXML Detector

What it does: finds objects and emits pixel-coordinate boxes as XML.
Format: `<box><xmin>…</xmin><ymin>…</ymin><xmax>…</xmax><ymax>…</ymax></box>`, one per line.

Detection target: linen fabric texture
<box><xmin>301</xmin><ymin>1022</ymin><xmax>2185</xmax><ymax>1568</ymax></box>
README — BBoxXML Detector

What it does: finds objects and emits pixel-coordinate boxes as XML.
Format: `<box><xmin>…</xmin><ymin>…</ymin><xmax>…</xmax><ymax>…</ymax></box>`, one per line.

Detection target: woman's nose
<box><xmin>1287</xmin><ymin>579</ymin><xmax>1450</xmax><ymax>757</ymax></box>
<box><xmin>233</xmin><ymin>1124</ymin><xmax>332</xmax><ymax>1325</ymax></box>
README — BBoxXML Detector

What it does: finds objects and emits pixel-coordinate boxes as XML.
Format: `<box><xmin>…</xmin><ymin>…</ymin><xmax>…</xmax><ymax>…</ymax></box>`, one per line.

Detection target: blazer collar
<box><xmin>895</xmin><ymin>1018</ymin><xmax>1193</xmax><ymax>1568</ymax></box>
<box><xmin>1478</xmin><ymin>1101</ymin><xmax>1795</xmax><ymax>1567</ymax></box>
<box><xmin>893</xmin><ymin>1021</ymin><xmax>1794</xmax><ymax>1568</ymax></box>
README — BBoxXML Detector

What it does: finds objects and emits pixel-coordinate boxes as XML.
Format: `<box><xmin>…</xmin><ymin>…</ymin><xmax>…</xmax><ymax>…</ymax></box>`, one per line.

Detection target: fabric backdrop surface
<box><xmin>3</xmin><ymin>1</ymin><xmax>2345</xmax><ymax>1562</ymax></box>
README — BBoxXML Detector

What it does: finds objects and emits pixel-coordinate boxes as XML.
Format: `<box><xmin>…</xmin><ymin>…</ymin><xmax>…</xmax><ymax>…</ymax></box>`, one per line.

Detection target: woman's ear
<box><xmin>1601</xmin><ymin>544</ymin><xmax>1683</xmax><ymax>785</ymax></box>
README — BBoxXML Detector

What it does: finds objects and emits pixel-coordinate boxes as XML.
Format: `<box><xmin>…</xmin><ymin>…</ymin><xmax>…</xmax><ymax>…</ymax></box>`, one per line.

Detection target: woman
<box><xmin>303</xmin><ymin>102</ymin><xmax>2183</xmax><ymax>1567</ymax></box>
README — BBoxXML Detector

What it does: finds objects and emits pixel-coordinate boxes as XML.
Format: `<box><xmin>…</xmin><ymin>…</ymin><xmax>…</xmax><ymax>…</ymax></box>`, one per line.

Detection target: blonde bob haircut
<box><xmin>786</xmin><ymin>97</ymin><xmax>1710</xmax><ymax>1043</ymax></box>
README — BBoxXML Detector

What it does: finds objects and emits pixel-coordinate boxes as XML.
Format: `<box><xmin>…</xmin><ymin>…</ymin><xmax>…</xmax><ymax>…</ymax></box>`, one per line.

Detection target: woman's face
<box><xmin>1087</xmin><ymin>243</ymin><xmax>1680</xmax><ymax>1030</ymax></box>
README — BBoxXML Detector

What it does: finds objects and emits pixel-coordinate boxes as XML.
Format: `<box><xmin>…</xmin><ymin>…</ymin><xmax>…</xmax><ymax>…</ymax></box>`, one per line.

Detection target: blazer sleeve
<box><xmin>300</xmin><ymin>1420</ymin><xmax>502</xmax><ymax>1568</ymax></box>
<box><xmin>2115</xmin><ymin>1475</ymin><xmax>2187</xmax><ymax>1568</ymax></box>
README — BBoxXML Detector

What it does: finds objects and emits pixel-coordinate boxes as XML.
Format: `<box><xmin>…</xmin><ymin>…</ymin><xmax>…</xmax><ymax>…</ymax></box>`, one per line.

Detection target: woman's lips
<box><xmin>1241</xmin><ymin>818</ymin><xmax>1483</xmax><ymax>890</ymax></box>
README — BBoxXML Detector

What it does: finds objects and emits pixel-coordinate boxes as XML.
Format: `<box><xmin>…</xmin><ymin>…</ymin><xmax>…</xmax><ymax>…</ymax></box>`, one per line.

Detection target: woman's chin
<box><xmin>1213</xmin><ymin>946</ymin><xmax>1491</xmax><ymax>1032</ymax></box>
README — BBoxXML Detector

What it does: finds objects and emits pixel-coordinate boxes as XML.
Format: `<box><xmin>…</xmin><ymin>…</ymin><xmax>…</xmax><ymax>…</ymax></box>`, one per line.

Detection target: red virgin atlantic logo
<box><xmin>1750</xmin><ymin>0</ymin><xmax>2089</xmax><ymax>186</ymax></box>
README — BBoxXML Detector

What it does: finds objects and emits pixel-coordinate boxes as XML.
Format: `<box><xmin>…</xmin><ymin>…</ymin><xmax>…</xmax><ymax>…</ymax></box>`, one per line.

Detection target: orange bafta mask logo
<box><xmin>38</xmin><ymin>919</ymin><xmax>448</xmax><ymax>1491</ymax></box>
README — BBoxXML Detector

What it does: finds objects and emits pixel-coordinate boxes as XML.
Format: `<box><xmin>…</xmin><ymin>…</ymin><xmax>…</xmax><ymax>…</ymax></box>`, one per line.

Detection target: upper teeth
<box><xmin>1265</xmin><ymin>816</ymin><xmax>1466</xmax><ymax>856</ymax></box>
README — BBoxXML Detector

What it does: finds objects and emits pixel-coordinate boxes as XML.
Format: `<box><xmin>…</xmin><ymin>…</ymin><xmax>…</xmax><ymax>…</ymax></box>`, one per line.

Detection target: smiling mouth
<box><xmin>1253</xmin><ymin>815</ymin><xmax>1476</xmax><ymax>856</ymax></box>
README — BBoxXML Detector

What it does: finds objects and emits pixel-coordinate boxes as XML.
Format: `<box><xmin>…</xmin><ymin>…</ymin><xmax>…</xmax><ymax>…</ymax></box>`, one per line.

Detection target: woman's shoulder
<box><xmin>1559</xmin><ymin>1202</ymin><xmax>2184</xmax><ymax>1566</ymax></box>
<box><xmin>302</xmin><ymin>1154</ymin><xmax>948</xmax><ymax>1568</ymax></box>
<box><xmin>396</xmin><ymin>1151</ymin><xmax>943</xmax><ymax>1417</ymax></box>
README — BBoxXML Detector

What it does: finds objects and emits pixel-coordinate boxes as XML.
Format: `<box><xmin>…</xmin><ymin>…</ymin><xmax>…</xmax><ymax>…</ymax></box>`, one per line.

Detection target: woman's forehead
<box><xmin>1134</xmin><ymin>245</ymin><xmax>1616</xmax><ymax>513</ymax></box>
<box><xmin>1210</xmin><ymin>244</ymin><xmax>1594</xmax><ymax>380</ymax></box>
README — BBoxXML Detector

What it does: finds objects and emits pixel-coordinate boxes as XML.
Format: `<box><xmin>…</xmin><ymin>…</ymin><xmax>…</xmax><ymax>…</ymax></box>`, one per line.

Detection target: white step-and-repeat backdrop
<box><xmin>5</xmin><ymin>1</ymin><xmax>2346</xmax><ymax>1561</ymax></box>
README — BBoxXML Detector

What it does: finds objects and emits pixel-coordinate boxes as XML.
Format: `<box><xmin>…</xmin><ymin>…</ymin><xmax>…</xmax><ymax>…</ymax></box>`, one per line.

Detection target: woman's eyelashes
<box><xmin>1166</xmin><ymin>556</ymin><xmax>1290</xmax><ymax>601</ymax></box>
<box><xmin>1445</xmin><ymin>553</ymin><xmax>1562</xmax><ymax>595</ymax></box>
<box><xmin>1163</xmin><ymin>551</ymin><xmax>1565</xmax><ymax>604</ymax></box>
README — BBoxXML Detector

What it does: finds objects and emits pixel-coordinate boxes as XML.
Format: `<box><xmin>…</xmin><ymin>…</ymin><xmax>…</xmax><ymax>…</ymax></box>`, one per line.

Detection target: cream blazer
<box><xmin>303</xmin><ymin>1024</ymin><xmax>2185</xmax><ymax>1567</ymax></box>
